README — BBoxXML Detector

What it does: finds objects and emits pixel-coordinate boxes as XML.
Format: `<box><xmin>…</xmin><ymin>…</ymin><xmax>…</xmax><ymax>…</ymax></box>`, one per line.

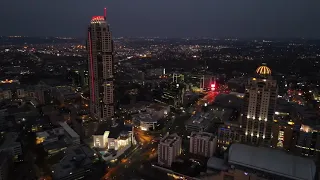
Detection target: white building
<box><xmin>87</xmin><ymin>12</ymin><xmax>114</xmax><ymax>122</ymax></box>
<box><xmin>189</xmin><ymin>132</ymin><xmax>217</xmax><ymax>157</ymax></box>
<box><xmin>59</xmin><ymin>122</ymin><xmax>80</xmax><ymax>145</ymax></box>
<box><xmin>158</xmin><ymin>133</ymin><xmax>182</xmax><ymax>167</ymax></box>
<box><xmin>0</xmin><ymin>132</ymin><xmax>22</xmax><ymax>159</ymax></box>
<box><xmin>242</xmin><ymin>64</ymin><xmax>277</xmax><ymax>143</ymax></box>
<box><xmin>93</xmin><ymin>131</ymin><xmax>109</xmax><ymax>149</ymax></box>
<box><xmin>93</xmin><ymin>124</ymin><xmax>133</xmax><ymax>150</ymax></box>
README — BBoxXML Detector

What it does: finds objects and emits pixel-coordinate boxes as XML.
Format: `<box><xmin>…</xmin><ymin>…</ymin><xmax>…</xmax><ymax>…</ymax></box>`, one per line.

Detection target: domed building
<box><xmin>241</xmin><ymin>64</ymin><xmax>278</xmax><ymax>144</ymax></box>
<box><xmin>256</xmin><ymin>65</ymin><xmax>272</xmax><ymax>76</ymax></box>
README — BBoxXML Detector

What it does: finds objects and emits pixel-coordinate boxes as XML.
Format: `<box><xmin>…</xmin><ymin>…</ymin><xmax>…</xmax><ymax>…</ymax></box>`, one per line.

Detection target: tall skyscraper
<box><xmin>242</xmin><ymin>64</ymin><xmax>278</xmax><ymax>143</ymax></box>
<box><xmin>87</xmin><ymin>9</ymin><xmax>114</xmax><ymax>122</ymax></box>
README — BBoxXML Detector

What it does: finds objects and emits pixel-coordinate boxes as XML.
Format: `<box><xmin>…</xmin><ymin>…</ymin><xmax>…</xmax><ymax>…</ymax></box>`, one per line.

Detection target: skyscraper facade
<box><xmin>242</xmin><ymin>65</ymin><xmax>277</xmax><ymax>143</ymax></box>
<box><xmin>87</xmin><ymin>12</ymin><xmax>114</xmax><ymax>122</ymax></box>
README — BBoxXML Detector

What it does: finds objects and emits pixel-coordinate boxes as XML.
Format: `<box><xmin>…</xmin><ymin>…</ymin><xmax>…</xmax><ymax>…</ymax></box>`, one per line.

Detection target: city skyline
<box><xmin>1</xmin><ymin>2</ymin><xmax>320</xmax><ymax>179</ymax></box>
<box><xmin>1</xmin><ymin>0</ymin><xmax>320</xmax><ymax>38</ymax></box>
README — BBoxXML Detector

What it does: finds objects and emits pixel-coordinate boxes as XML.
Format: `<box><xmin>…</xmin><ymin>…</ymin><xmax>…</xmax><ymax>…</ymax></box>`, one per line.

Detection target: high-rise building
<box><xmin>242</xmin><ymin>64</ymin><xmax>278</xmax><ymax>143</ymax></box>
<box><xmin>189</xmin><ymin>131</ymin><xmax>217</xmax><ymax>157</ymax></box>
<box><xmin>157</xmin><ymin>133</ymin><xmax>182</xmax><ymax>167</ymax></box>
<box><xmin>87</xmin><ymin>9</ymin><xmax>114</xmax><ymax>122</ymax></box>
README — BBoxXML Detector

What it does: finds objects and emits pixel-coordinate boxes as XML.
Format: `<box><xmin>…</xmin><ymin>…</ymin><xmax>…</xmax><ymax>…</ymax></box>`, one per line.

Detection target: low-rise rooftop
<box><xmin>160</xmin><ymin>133</ymin><xmax>181</xmax><ymax>147</ymax></box>
<box><xmin>0</xmin><ymin>132</ymin><xmax>20</xmax><ymax>149</ymax></box>
<box><xmin>52</xmin><ymin>145</ymin><xmax>95</xmax><ymax>179</ymax></box>
<box><xmin>228</xmin><ymin>143</ymin><xmax>316</xmax><ymax>180</ymax></box>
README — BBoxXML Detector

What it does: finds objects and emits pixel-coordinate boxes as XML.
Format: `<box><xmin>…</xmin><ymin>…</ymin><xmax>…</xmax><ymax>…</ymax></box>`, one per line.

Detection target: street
<box><xmin>101</xmin><ymin>90</ymin><xmax>223</xmax><ymax>180</ymax></box>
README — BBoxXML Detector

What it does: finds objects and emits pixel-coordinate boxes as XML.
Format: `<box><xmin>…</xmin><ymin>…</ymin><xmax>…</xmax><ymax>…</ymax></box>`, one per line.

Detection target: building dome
<box><xmin>256</xmin><ymin>65</ymin><xmax>271</xmax><ymax>75</ymax></box>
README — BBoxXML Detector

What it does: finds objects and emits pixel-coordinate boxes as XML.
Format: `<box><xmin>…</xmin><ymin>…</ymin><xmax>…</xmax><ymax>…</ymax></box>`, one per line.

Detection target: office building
<box><xmin>156</xmin><ymin>84</ymin><xmax>185</xmax><ymax>108</ymax></box>
<box><xmin>172</xmin><ymin>73</ymin><xmax>184</xmax><ymax>83</ymax></box>
<box><xmin>242</xmin><ymin>64</ymin><xmax>278</xmax><ymax>143</ymax></box>
<box><xmin>0</xmin><ymin>152</ymin><xmax>11</xmax><ymax>180</ymax></box>
<box><xmin>189</xmin><ymin>132</ymin><xmax>217</xmax><ymax>157</ymax></box>
<box><xmin>217</xmin><ymin>122</ymin><xmax>245</xmax><ymax>147</ymax></box>
<box><xmin>271</xmin><ymin>113</ymin><xmax>295</xmax><ymax>150</ymax></box>
<box><xmin>289</xmin><ymin>106</ymin><xmax>320</xmax><ymax>159</ymax></box>
<box><xmin>200</xmin><ymin>75</ymin><xmax>215</xmax><ymax>92</ymax></box>
<box><xmin>158</xmin><ymin>133</ymin><xmax>182</xmax><ymax>167</ymax></box>
<box><xmin>87</xmin><ymin>9</ymin><xmax>114</xmax><ymax>122</ymax></box>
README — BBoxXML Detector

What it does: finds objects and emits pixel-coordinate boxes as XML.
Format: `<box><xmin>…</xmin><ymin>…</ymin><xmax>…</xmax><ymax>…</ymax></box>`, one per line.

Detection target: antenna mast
<box><xmin>104</xmin><ymin>8</ymin><xmax>107</xmax><ymax>20</ymax></box>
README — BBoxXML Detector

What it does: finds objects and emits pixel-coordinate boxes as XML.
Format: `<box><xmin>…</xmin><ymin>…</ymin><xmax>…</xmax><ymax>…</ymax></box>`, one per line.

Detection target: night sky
<box><xmin>1</xmin><ymin>0</ymin><xmax>319</xmax><ymax>38</ymax></box>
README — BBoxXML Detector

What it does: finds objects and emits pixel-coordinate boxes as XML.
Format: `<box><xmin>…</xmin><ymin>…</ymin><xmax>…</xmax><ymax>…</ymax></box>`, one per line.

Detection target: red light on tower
<box><xmin>91</xmin><ymin>16</ymin><xmax>105</xmax><ymax>21</ymax></box>
<box><xmin>211</xmin><ymin>83</ymin><xmax>216</xmax><ymax>91</ymax></box>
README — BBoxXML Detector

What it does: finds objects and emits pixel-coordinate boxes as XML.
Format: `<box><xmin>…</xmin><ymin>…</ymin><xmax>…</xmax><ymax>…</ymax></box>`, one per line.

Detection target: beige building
<box><xmin>158</xmin><ymin>133</ymin><xmax>182</xmax><ymax>167</ymax></box>
<box><xmin>242</xmin><ymin>64</ymin><xmax>278</xmax><ymax>143</ymax></box>
<box><xmin>189</xmin><ymin>132</ymin><xmax>217</xmax><ymax>157</ymax></box>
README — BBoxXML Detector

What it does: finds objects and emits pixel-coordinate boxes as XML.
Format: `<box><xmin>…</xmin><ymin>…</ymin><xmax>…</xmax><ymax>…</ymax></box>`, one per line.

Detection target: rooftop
<box><xmin>190</xmin><ymin>132</ymin><xmax>215</xmax><ymax>141</ymax></box>
<box><xmin>160</xmin><ymin>133</ymin><xmax>181</xmax><ymax>147</ymax></box>
<box><xmin>52</xmin><ymin>145</ymin><xmax>95</xmax><ymax>179</ymax></box>
<box><xmin>0</xmin><ymin>132</ymin><xmax>20</xmax><ymax>149</ymax></box>
<box><xmin>136</xmin><ymin>114</ymin><xmax>153</xmax><ymax>122</ymax></box>
<box><xmin>186</xmin><ymin>111</ymin><xmax>214</xmax><ymax>128</ymax></box>
<box><xmin>44</xmin><ymin>140</ymin><xmax>68</xmax><ymax>152</ymax></box>
<box><xmin>132</xmin><ymin>112</ymin><xmax>158</xmax><ymax>123</ymax></box>
<box><xmin>7</xmin><ymin>104</ymin><xmax>36</xmax><ymax>115</ymax></box>
<box><xmin>213</xmin><ymin>94</ymin><xmax>243</xmax><ymax>109</ymax></box>
<box><xmin>59</xmin><ymin>122</ymin><xmax>79</xmax><ymax>138</ymax></box>
<box><xmin>147</xmin><ymin>103</ymin><xmax>168</xmax><ymax>111</ymax></box>
<box><xmin>228</xmin><ymin>143</ymin><xmax>316</xmax><ymax>180</ymax></box>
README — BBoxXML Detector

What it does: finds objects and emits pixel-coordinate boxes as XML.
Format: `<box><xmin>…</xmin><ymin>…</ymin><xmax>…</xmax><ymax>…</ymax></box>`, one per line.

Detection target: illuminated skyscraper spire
<box><xmin>87</xmin><ymin>9</ymin><xmax>114</xmax><ymax>122</ymax></box>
